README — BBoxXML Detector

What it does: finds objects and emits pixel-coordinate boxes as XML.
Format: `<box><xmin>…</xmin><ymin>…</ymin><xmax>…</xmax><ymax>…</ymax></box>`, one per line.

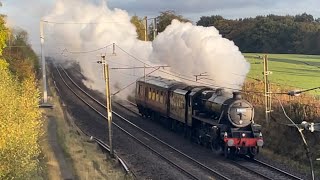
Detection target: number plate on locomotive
<box><xmin>236</xmin><ymin>108</ymin><xmax>247</xmax><ymax>113</ymax></box>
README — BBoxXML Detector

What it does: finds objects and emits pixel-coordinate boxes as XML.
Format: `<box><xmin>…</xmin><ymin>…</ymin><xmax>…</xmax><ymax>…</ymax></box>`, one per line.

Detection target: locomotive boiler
<box><xmin>135</xmin><ymin>76</ymin><xmax>263</xmax><ymax>158</ymax></box>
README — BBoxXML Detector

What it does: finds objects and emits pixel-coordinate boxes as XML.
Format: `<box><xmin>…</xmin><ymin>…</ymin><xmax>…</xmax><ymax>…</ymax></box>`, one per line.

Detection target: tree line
<box><xmin>197</xmin><ymin>13</ymin><xmax>320</xmax><ymax>54</ymax></box>
<box><xmin>132</xmin><ymin>12</ymin><xmax>320</xmax><ymax>55</ymax></box>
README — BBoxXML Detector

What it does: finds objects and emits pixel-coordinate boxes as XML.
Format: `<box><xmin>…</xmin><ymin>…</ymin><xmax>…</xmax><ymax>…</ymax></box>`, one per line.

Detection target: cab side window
<box><xmin>156</xmin><ymin>90</ymin><xmax>159</xmax><ymax>102</ymax></box>
<box><xmin>160</xmin><ymin>92</ymin><xmax>164</xmax><ymax>104</ymax></box>
<box><xmin>152</xmin><ymin>89</ymin><xmax>156</xmax><ymax>101</ymax></box>
<box><xmin>139</xmin><ymin>85</ymin><xmax>143</xmax><ymax>96</ymax></box>
<box><xmin>148</xmin><ymin>88</ymin><xmax>152</xmax><ymax>99</ymax></box>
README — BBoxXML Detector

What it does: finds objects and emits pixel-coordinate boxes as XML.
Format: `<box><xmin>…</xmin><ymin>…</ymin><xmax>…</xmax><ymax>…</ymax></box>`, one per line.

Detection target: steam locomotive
<box><xmin>135</xmin><ymin>76</ymin><xmax>263</xmax><ymax>158</ymax></box>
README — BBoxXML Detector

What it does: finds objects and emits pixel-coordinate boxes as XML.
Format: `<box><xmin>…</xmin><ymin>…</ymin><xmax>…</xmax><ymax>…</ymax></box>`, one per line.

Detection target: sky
<box><xmin>1</xmin><ymin>0</ymin><xmax>320</xmax><ymax>52</ymax></box>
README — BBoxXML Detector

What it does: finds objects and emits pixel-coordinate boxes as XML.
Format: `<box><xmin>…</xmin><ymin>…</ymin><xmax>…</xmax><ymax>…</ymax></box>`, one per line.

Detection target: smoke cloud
<box><xmin>151</xmin><ymin>19</ymin><xmax>249</xmax><ymax>89</ymax></box>
<box><xmin>45</xmin><ymin>0</ymin><xmax>249</xmax><ymax>97</ymax></box>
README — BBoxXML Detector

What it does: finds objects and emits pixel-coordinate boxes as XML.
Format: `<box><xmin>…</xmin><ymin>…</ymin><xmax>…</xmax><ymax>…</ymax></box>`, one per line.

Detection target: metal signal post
<box><xmin>40</xmin><ymin>20</ymin><xmax>47</xmax><ymax>103</ymax></box>
<box><xmin>153</xmin><ymin>18</ymin><xmax>157</xmax><ymax>40</ymax></box>
<box><xmin>144</xmin><ymin>16</ymin><xmax>148</xmax><ymax>41</ymax></box>
<box><xmin>263</xmin><ymin>55</ymin><xmax>272</xmax><ymax>123</ymax></box>
<box><xmin>98</xmin><ymin>54</ymin><xmax>113</xmax><ymax>155</ymax></box>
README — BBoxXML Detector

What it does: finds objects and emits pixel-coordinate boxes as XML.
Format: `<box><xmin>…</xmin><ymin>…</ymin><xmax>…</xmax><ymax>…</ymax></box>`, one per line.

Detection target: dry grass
<box><xmin>39</xmin><ymin>73</ymin><xmax>130</xmax><ymax>180</ymax></box>
<box><xmin>39</xmin><ymin>118</ymin><xmax>59</xmax><ymax>180</ymax></box>
<box><xmin>60</xmin><ymin>126</ymin><xmax>127</xmax><ymax>180</ymax></box>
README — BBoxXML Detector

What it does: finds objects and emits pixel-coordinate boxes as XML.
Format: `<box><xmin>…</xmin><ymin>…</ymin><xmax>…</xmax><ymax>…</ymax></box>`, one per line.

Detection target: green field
<box><xmin>244</xmin><ymin>53</ymin><xmax>320</xmax><ymax>95</ymax></box>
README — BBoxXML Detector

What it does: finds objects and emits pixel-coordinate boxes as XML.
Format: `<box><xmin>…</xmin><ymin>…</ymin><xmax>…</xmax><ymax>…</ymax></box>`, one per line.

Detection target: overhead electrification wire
<box><xmin>232</xmin><ymin>72</ymin><xmax>306</xmax><ymax>90</ymax></box>
<box><xmin>113</xmin><ymin>71</ymin><xmax>143</xmax><ymax>78</ymax></box>
<box><xmin>63</xmin><ymin>44</ymin><xmax>113</xmax><ymax>54</ymax></box>
<box><xmin>295</xmin><ymin>86</ymin><xmax>320</xmax><ymax>94</ymax></box>
<box><xmin>112</xmin><ymin>67</ymin><xmax>161</xmax><ymax>96</ymax></box>
<box><xmin>107</xmin><ymin>61</ymin><xmax>135</xmax><ymax>68</ymax></box>
<box><xmin>6</xmin><ymin>45</ymin><xmax>34</xmax><ymax>48</ymax></box>
<box><xmin>42</xmin><ymin>20</ymin><xmax>129</xmax><ymax>25</ymax></box>
<box><xmin>275</xmin><ymin>96</ymin><xmax>300</xmax><ymax>129</ymax></box>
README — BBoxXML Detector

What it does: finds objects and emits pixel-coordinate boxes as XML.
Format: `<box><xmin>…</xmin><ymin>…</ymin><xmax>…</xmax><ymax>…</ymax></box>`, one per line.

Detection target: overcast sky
<box><xmin>1</xmin><ymin>0</ymin><xmax>320</xmax><ymax>51</ymax></box>
<box><xmin>107</xmin><ymin>0</ymin><xmax>320</xmax><ymax>20</ymax></box>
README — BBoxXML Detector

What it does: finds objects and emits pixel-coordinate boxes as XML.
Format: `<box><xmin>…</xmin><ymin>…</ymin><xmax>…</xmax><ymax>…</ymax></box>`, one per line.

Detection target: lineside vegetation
<box><xmin>0</xmin><ymin>15</ymin><xmax>43</xmax><ymax>179</ymax></box>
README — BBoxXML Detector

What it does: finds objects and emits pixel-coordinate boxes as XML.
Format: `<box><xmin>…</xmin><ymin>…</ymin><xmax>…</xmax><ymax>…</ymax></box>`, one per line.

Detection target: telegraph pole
<box><xmin>263</xmin><ymin>55</ymin><xmax>272</xmax><ymax>123</ymax></box>
<box><xmin>40</xmin><ymin>20</ymin><xmax>48</xmax><ymax>104</ymax></box>
<box><xmin>144</xmin><ymin>16</ymin><xmax>148</xmax><ymax>41</ymax></box>
<box><xmin>98</xmin><ymin>54</ymin><xmax>113</xmax><ymax>155</ymax></box>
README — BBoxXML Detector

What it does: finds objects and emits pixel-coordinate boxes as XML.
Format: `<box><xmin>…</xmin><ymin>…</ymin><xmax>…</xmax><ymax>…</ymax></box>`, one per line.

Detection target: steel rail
<box><xmin>252</xmin><ymin>158</ymin><xmax>303</xmax><ymax>180</ymax></box>
<box><xmin>232</xmin><ymin>158</ymin><xmax>303</xmax><ymax>180</ymax></box>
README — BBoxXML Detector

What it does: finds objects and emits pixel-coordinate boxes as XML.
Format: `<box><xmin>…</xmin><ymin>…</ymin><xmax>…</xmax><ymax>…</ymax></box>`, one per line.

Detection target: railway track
<box><xmin>55</xmin><ymin>64</ymin><xmax>230</xmax><ymax>180</ymax></box>
<box><xmin>53</xmin><ymin>65</ymin><xmax>132</xmax><ymax>176</ymax></box>
<box><xmin>231</xmin><ymin>158</ymin><xmax>303</xmax><ymax>180</ymax></box>
<box><xmin>251</xmin><ymin>158</ymin><xmax>303</xmax><ymax>180</ymax></box>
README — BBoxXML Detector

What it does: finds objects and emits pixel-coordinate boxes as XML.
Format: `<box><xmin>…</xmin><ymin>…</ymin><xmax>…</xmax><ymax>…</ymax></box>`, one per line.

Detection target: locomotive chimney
<box><xmin>233</xmin><ymin>92</ymin><xmax>242</xmax><ymax>100</ymax></box>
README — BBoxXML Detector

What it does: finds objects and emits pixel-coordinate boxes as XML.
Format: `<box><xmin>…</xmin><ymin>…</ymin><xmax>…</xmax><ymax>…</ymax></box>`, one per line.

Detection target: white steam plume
<box><xmin>44</xmin><ymin>0</ymin><xmax>249</xmax><ymax>97</ymax></box>
<box><xmin>151</xmin><ymin>20</ymin><xmax>249</xmax><ymax>89</ymax></box>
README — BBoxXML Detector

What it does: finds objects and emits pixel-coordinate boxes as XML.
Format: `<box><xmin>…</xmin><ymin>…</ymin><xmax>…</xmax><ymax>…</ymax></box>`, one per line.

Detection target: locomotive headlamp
<box><xmin>224</xmin><ymin>132</ymin><xmax>228</xmax><ymax>138</ymax></box>
<box><xmin>227</xmin><ymin>139</ymin><xmax>234</xmax><ymax>147</ymax></box>
<box><xmin>259</xmin><ymin>132</ymin><xmax>263</xmax><ymax>138</ymax></box>
<box><xmin>242</xmin><ymin>133</ymin><xmax>246</xmax><ymax>137</ymax></box>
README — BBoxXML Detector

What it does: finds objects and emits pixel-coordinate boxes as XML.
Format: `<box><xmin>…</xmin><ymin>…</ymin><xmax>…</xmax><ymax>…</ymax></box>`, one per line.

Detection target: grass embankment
<box><xmin>40</xmin><ymin>75</ymin><xmax>129</xmax><ymax>179</ymax></box>
<box><xmin>243</xmin><ymin>53</ymin><xmax>320</xmax><ymax>176</ymax></box>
